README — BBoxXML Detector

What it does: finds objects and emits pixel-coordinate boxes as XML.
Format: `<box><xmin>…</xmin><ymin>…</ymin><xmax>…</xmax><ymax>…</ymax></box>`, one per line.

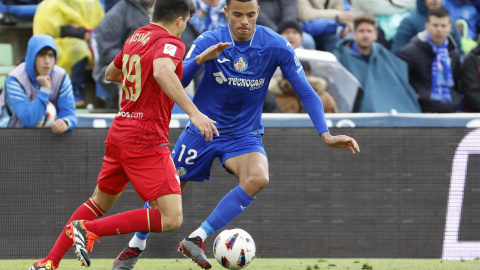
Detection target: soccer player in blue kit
<box><xmin>113</xmin><ymin>0</ymin><xmax>360</xmax><ymax>269</ymax></box>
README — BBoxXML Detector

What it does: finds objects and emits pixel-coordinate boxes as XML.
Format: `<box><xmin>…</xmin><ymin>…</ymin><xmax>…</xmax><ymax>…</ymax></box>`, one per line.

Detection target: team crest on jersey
<box><xmin>177</xmin><ymin>167</ymin><xmax>187</xmax><ymax>177</ymax></box>
<box><xmin>234</xmin><ymin>57</ymin><xmax>248</xmax><ymax>72</ymax></box>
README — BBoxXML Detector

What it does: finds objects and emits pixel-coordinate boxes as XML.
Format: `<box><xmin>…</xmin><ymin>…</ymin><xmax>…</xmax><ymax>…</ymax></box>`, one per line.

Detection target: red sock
<box><xmin>45</xmin><ymin>199</ymin><xmax>105</xmax><ymax>268</ymax></box>
<box><xmin>84</xmin><ymin>208</ymin><xmax>162</xmax><ymax>237</ymax></box>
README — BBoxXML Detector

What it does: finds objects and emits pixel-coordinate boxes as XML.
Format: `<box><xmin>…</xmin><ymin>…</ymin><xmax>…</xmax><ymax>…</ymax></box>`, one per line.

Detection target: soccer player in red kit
<box><xmin>29</xmin><ymin>0</ymin><xmax>220</xmax><ymax>269</ymax></box>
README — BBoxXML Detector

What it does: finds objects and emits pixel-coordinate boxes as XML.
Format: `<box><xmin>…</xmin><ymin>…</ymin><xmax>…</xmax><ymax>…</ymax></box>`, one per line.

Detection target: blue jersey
<box><xmin>182</xmin><ymin>24</ymin><xmax>329</xmax><ymax>137</ymax></box>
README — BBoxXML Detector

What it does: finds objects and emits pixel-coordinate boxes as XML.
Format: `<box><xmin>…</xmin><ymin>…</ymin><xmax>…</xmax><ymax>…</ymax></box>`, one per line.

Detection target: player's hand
<box><xmin>51</xmin><ymin>119</ymin><xmax>68</xmax><ymax>134</ymax></box>
<box><xmin>195</xmin><ymin>42</ymin><xmax>232</xmax><ymax>65</ymax></box>
<box><xmin>190</xmin><ymin>112</ymin><xmax>219</xmax><ymax>141</ymax></box>
<box><xmin>36</xmin><ymin>75</ymin><xmax>51</xmax><ymax>89</ymax></box>
<box><xmin>321</xmin><ymin>132</ymin><xmax>360</xmax><ymax>154</ymax></box>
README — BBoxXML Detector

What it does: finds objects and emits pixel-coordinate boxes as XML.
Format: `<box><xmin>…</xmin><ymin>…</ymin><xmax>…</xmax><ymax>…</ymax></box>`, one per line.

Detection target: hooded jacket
<box><xmin>0</xmin><ymin>35</ymin><xmax>77</xmax><ymax>129</ymax></box>
<box><xmin>391</xmin><ymin>0</ymin><xmax>463</xmax><ymax>56</ymax></box>
<box><xmin>334</xmin><ymin>38</ymin><xmax>421</xmax><ymax>113</ymax></box>
<box><xmin>396</xmin><ymin>30</ymin><xmax>463</xmax><ymax>112</ymax></box>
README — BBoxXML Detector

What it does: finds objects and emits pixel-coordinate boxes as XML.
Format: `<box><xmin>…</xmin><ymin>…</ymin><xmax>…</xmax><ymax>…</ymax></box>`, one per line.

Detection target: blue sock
<box><xmin>135</xmin><ymin>201</ymin><xmax>151</xmax><ymax>240</ymax></box>
<box><xmin>203</xmin><ymin>185</ymin><xmax>255</xmax><ymax>237</ymax></box>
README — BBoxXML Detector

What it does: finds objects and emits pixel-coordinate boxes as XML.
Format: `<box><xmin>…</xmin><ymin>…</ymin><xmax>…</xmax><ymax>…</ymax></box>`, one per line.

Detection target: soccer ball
<box><xmin>35</xmin><ymin>101</ymin><xmax>57</xmax><ymax>128</ymax></box>
<box><xmin>213</xmin><ymin>228</ymin><xmax>256</xmax><ymax>269</ymax></box>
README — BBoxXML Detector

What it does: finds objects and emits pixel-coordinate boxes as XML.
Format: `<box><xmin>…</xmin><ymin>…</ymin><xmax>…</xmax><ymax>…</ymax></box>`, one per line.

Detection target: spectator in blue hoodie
<box><xmin>391</xmin><ymin>0</ymin><xmax>464</xmax><ymax>58</ymax></box>
<box><xmin>0</xmin><ymin>35</ymin><xmax>77</xmax><ymax>133</ymax></box>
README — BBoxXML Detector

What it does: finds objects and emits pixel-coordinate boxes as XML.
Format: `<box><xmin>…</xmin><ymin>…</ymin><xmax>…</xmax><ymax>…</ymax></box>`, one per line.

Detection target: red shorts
<box><xmin>97</xmin><ymin>142</ymin><xmax>181</xmax><ymax>202</ymax></box>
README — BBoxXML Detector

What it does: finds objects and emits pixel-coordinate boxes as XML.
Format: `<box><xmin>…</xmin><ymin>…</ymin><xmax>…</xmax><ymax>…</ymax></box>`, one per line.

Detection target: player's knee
<box><xmin>248</xmin><ymin>174</ymin><xmax>269</xmax><ymax>191</ymax></box>
<box><xmin>162</xmin><ymin>213</ymin><xmax>183</xmax><ymax>231</ymax></box>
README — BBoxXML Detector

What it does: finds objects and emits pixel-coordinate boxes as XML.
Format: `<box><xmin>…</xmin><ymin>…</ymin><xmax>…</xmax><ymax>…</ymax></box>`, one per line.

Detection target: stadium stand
<box><xmin>0</xmin><ymin>43</ymin><xmax>15</xmax><ymax>89</ymax></box>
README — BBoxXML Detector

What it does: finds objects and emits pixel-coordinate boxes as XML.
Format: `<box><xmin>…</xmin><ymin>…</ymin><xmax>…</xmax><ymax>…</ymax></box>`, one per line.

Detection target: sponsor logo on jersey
<box><xmin>234</xmin><ymin>57</ymin><xmax>248</xmax><ymax>72</ymax></box>
<box><xmin>116</xmin><ymin>111</ymin><xmax>144</xmax><ymax>118</ymax></box>
<box><xmin>213</xmin><ymin>71</ymin><xmax>265</xmax><ymax>90</ymax></box>
<box><xmin>177</xmin><ymin>167</ymin><xmax>187</xmax><ymax>177</ymax></box>
<box><xmin>164</xmin><ymin>43</ymin><xmax>177</xmax><ymax>57</ymax></box>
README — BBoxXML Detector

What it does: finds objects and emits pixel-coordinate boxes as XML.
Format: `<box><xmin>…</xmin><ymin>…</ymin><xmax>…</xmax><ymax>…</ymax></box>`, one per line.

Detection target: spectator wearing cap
<box><xmin>278</xmin><ymin>20</ymin><xmax>305</xmax><ymax>49</ymax></box>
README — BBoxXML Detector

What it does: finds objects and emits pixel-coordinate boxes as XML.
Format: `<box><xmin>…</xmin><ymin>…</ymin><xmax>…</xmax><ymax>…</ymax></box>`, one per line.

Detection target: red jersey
<box><xmin>107</xmin><ymin>23</ymin><xmax>185</xmax><ymax>154</ymax></box>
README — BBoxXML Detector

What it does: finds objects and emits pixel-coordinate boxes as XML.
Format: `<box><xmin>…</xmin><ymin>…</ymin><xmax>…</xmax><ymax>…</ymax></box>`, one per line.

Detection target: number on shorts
<box><xmin>121</xmin><ymin>54</ymin><xmax>142</xmax><ymax>101</ymax></box>
<box><xmin>177</xmin><ymin>144</ymin><xmax>197</xmax><ymax>165</ymax></box>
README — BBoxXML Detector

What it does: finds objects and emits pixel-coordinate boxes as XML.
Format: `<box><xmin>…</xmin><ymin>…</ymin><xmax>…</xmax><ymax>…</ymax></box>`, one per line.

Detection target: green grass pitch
<box><xmin>4</xmin><ymin>258</ymin><xmax>480</xmax><ymax>270</ymax></box>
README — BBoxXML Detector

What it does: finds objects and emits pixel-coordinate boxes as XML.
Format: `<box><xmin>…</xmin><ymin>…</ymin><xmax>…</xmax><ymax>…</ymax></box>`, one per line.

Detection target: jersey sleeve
<box><xmin>277</xmin><ymin>40</ymin><xmax>330</xmax><ymax>135</ymax></box>
<box><xmin>153</xmin><ymin>39</ymin><xmax>186</xmax><ymax>68</ymax></box>
<box><xmin>113</xmin><ymin>50</ymin><xmax>123</xmax><ymax>70</ymax></box>
<box><xmin>277</xmin><ymin>40</ymin><xmax>306</xmax><ymax>84</ymax></box>
<box><xmin>181</xmin><ymin>34</ymin><xmax>217</xmax><ymax>87</ymax></box>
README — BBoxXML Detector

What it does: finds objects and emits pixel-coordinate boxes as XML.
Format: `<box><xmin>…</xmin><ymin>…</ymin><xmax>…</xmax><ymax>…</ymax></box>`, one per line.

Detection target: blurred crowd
<box><xmin>1</xmin><ymin>0</ymin><xmax>480</xmax><ymax>118</ymax></box>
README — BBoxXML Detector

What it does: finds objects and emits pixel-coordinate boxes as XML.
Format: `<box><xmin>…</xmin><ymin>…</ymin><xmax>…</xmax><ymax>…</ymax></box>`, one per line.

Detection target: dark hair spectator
<box><xmin>335</xmin><ymin>14</ymin><xmax>421</xmax><ymax>113</ymax></box>
<box><xmin>396</xmin><ymin>7</ymin><xmax>463</xmax><ymax>113</ymax></box>
<box><xmin>391</xmin><ymin>0</ymin><xmax>464</xmax><ymax>58</ymax></box>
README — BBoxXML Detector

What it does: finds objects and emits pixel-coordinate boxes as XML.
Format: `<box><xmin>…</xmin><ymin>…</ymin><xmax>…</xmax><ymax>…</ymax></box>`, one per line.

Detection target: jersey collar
<box><xmin>150</xmin><ymin>22</ymin><xmax>171</xmax><ymax>34</ymax></box>
<box><xmin>227</xmin><ymin>24</ymin><xmax>256</xmax><ymax>46</ymax></box>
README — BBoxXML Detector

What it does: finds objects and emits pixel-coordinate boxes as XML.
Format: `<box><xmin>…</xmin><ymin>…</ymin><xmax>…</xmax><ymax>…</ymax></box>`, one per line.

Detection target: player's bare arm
<box><xmin>153</xmin><ymin>58</ymin><xmax>219</xmax><ymax>141</ymax></box>
<box><xmin>105</xmin><ymin>61</ymin><xmax>123</xmax><ymax>83</ymax></box>
<box><xmin>195</xmin><ymin>42</ymin><xmax>232</xmax><ymax>65</ymax></box>
<box><xmin>321</xmin><ymin>132</ymin><xmax>360</xmax><ymax>154</ymax></box>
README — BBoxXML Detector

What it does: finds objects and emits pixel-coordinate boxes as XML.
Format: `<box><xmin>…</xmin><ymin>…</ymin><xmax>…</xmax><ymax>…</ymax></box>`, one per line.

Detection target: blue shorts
<box><xmin>172</xmin><ymin>129</ymin><xmax>267</xmax><ymax>182</ymax></box>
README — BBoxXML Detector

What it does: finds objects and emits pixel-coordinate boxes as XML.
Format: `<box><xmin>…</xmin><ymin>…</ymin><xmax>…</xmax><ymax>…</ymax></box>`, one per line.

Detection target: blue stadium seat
<box><xmin>0</xmin><ymin>0</ymin><xmax>39</xmax><ymax>25</ymax></box>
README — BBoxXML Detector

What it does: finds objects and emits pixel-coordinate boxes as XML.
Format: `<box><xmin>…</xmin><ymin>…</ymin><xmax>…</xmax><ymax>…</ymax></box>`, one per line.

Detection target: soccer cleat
<box><xmin>112</xmin><ymin>245</ymin><xmax>144</xmax><ymax>270</ymax></box>
<box><xmin>178</xmin><ymin>237</ymin><xmax>212</xmax><ymax>269</ymax></box>
<box><xmin>69</xmin><ymin>220</ymin><xmax>100</xmax><ymax>267</ymax></box>
<box><xmin>29</xmin><ymin>260</ymin><xmax>57</xmax><ymax>270</ymax></box>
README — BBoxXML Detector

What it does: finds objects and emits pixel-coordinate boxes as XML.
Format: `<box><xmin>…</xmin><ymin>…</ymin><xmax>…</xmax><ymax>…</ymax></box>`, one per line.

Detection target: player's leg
<box><xmin>184</xmin><ymin>152</ymin><xmax>268</xmax><ymax>242</ymax></box>
<box><xmin>113</xmin><ymin>130</ymin><xmax>213</xmax><ymax>270</ymax></box>
<box><xmin>112</xmin><ymin>201</ymin><xmax>151</xmax><ymax>270</ymax></box>
<box><xmin>30</xmin><ymin>143</ymin><xmax>128</xmax><ymax>270</ymax></box>
<box><xmin>179</xmin><ymin>135</ymin><xmax>268</xmax><ymax>269</ymax></box>
<box><xmin>70</xmin><ymin>145</ymin><xmax>182</xmax><ymax>267</ymax></box>
<box><xmin>112</xmin><ymin>183</ymin><xmax>190</xmax><ymax>270</ymax></box>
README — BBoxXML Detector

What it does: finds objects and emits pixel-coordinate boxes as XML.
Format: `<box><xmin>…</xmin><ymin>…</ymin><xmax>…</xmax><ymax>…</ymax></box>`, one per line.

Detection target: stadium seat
<box><xmin>0</xmin><ymin>43</ymin><xmax>15</xmax><ymax>88</ymax></box>
<box><xmin>0</xmin><ymin>0</ymin><xmax>39</xmax><ymax>25</ymax></box>
<box><xmin>0</xmin><ymin>43</ymin><xmax>14</xmax><ymax>66</ymax></box>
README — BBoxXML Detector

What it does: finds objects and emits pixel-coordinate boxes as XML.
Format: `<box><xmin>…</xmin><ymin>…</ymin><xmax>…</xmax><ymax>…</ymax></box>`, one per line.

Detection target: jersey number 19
<box><xmin>122</xmin><ymin>54</ymin><xmax>142</xmax><ymax>101</ymax></box>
